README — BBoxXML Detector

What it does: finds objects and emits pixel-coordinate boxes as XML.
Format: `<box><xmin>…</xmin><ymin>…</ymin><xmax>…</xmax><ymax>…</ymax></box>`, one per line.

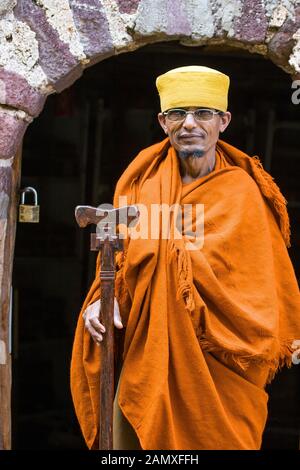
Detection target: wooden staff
<box><xmin>75</xmin><ymin>204</ymin><xmax>139</xmax><ymax>450</ymax></box>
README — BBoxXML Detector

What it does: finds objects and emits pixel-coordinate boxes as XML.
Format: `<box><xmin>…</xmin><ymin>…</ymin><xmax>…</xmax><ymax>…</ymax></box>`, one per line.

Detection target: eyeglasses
<box><xmin>162</xmin><ymin>108</ymin><xmax>222</xmax><ymax>122</ymax></box>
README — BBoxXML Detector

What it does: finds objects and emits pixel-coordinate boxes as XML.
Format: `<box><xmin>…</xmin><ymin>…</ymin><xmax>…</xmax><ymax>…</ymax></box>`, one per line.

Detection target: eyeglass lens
<box><xmin>166</xmin><ymin>109</ymin><xmax>216</xmax><ymax>121</ymax></box>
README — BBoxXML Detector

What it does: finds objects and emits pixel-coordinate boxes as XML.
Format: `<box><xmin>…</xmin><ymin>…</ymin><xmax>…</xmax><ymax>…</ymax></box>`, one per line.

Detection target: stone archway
<box><xmin>0</xmin><ymin>0</ymin><xmax>299</xmax><ymax>449</ymax></box>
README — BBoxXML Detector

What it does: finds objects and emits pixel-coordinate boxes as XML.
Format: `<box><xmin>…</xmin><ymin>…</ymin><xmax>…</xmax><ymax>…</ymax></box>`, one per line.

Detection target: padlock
<box><xmin>19</xmin><ymin>187</ymin><xmax>40</xmax><ymax>223</ymax></box>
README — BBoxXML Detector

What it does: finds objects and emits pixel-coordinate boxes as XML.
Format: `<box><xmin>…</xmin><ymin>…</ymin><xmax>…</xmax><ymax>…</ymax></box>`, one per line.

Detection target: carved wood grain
<box><xmin>0</xmin><ymin>143</ymin><xmax>22</xmax><ymax>449</ymax></box>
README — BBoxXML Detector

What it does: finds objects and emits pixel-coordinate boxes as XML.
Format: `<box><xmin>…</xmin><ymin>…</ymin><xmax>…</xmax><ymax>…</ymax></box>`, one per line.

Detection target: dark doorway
<box><xmin>12</xmin><ymin>42</ymin><xmax>300</xmax><ymax>449</ymax></box>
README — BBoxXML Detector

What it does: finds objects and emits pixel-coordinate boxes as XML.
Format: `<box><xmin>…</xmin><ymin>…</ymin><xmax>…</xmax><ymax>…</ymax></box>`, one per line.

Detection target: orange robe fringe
<box><xmin>70</xmin><ymin>138</ymin><xmax>300</xmax><ymax>450</ymax></box>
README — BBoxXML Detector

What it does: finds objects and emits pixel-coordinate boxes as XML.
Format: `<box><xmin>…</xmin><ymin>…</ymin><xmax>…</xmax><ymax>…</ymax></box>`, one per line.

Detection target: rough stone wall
<box><xmin>0</xmin><ymin>0</ymin><xmax>299</xmax><ymax>159</ymax></box>
<box><xmin>0</xmin><ymin>0</ymin><xmax>298</xmax><ymax>157</ymax></box>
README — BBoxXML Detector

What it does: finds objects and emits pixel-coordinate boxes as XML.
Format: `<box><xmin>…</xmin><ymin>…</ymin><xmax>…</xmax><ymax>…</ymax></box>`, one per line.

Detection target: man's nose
<box><xmin>182</xmin><ymin>112</ymin><xmax>198</xmax><ymax>128</ymax></box>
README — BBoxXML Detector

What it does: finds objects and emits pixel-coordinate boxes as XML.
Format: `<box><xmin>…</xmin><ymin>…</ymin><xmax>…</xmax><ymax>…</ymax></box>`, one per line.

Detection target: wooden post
<box><xmin>75</xmin><ymin>204</ymin><xmax>139</xmax><ymax>449</ymax></box>
<box><xmin>96</xmin><ymin>234</ymin><xmax>122</xmax><ymax>450</ymax></box>
<box><xmin>0</xmin><ymin>144</ymin><xmax>22</xmax><ymax>450</ymax></box>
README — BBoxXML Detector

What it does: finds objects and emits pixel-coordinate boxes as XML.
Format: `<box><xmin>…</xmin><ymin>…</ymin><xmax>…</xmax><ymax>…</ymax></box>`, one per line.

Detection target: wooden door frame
<box><xmin>0</xmin><ymin>144</ymin><xmax>22</xmax><ymax>449</ymax></box>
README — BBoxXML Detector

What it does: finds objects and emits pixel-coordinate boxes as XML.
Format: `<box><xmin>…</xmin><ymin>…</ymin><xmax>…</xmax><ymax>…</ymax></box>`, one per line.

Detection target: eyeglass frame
<box><xmin>162</xmin><ymin>108</ymin><xmax>224</xmax><ymax>122</ymax></box>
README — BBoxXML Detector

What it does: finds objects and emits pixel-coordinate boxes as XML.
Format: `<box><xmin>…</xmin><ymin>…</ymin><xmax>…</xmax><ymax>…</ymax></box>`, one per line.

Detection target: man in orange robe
<box><xmin>71</xmin><ymin>66</ymin><xmax>300</xmax><ymax>450</ymax></box>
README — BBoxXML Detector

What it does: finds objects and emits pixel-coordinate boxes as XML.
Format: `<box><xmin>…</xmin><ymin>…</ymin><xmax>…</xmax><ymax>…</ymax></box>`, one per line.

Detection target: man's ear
<box><xmin>219</xmin><ymin>111</ymin><xmax>231</xmax><ymax>133</ymax></box>
<box><xmin>157</xmin><ymin>113</ymin><xmax>168</xmax><ymax>134</ymax></box>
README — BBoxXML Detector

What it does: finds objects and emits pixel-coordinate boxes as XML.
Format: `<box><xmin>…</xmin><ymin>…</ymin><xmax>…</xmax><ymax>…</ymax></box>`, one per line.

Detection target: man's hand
<box><xmin>83</xmin><ymin>297</ymin><xmax>123</xmax><ymax>345</ymax></box>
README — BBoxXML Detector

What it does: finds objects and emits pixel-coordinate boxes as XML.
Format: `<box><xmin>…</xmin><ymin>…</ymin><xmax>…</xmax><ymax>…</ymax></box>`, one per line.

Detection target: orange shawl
<box><xmin>70</xmin><ymin>138</ymin><xmax>300</xmax><ymax>450</ymax></box>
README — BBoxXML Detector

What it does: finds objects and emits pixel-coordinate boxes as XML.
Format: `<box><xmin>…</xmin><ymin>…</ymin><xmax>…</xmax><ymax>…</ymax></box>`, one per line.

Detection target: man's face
<box><xmin>157</xmin><ymin>107</ymin><xmax>231</xmax><ymax>156</ymax></box>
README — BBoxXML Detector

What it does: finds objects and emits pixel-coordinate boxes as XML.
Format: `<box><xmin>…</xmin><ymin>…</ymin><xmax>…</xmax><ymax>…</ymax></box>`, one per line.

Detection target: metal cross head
<box><xmin>75</xmin><ymin>204</ymin><xmax>140</xmax><ymax>251</ymax></box>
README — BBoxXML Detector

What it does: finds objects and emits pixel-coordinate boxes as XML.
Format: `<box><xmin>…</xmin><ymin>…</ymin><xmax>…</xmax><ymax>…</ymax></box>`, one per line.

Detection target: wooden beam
<box><xmin>0</xmin><ymin>143</ymin><xmax>22</xmax><ymax>450</ymax></box>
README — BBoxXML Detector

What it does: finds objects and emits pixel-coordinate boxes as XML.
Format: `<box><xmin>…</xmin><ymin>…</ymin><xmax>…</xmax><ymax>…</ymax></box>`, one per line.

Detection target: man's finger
<box><xmin>114</xmin><ymin>298</ymin><xmax>123</xmax><ymax>329</ymax></box>
<box><xmin>91</xmin><ymin>331</ymin><xmax>103</xmax><ymax>343</ymax></box>
<box><xmin>86</xmin><ymin>324</ymin><xmax>103</xmax><ymax>342</ymax></box>
<box><xmin>90</xmin><ymin>316</ymin><xmax>106</xmax><ymax>333</ymax></box>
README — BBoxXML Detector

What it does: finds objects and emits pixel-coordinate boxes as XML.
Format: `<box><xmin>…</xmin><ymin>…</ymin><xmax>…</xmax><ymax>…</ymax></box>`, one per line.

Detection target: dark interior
<box><xmin>12</xmin><ymin>41</ymin><xmax>300</xmax><ymax>449</ymax></box>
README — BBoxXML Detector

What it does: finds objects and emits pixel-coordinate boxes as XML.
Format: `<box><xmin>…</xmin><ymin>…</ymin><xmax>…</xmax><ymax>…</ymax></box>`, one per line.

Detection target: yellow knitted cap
<box><xmin>156</xmin><ymin>65</ymin><xmax>230</xmax><ymax>112</ymax></box>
